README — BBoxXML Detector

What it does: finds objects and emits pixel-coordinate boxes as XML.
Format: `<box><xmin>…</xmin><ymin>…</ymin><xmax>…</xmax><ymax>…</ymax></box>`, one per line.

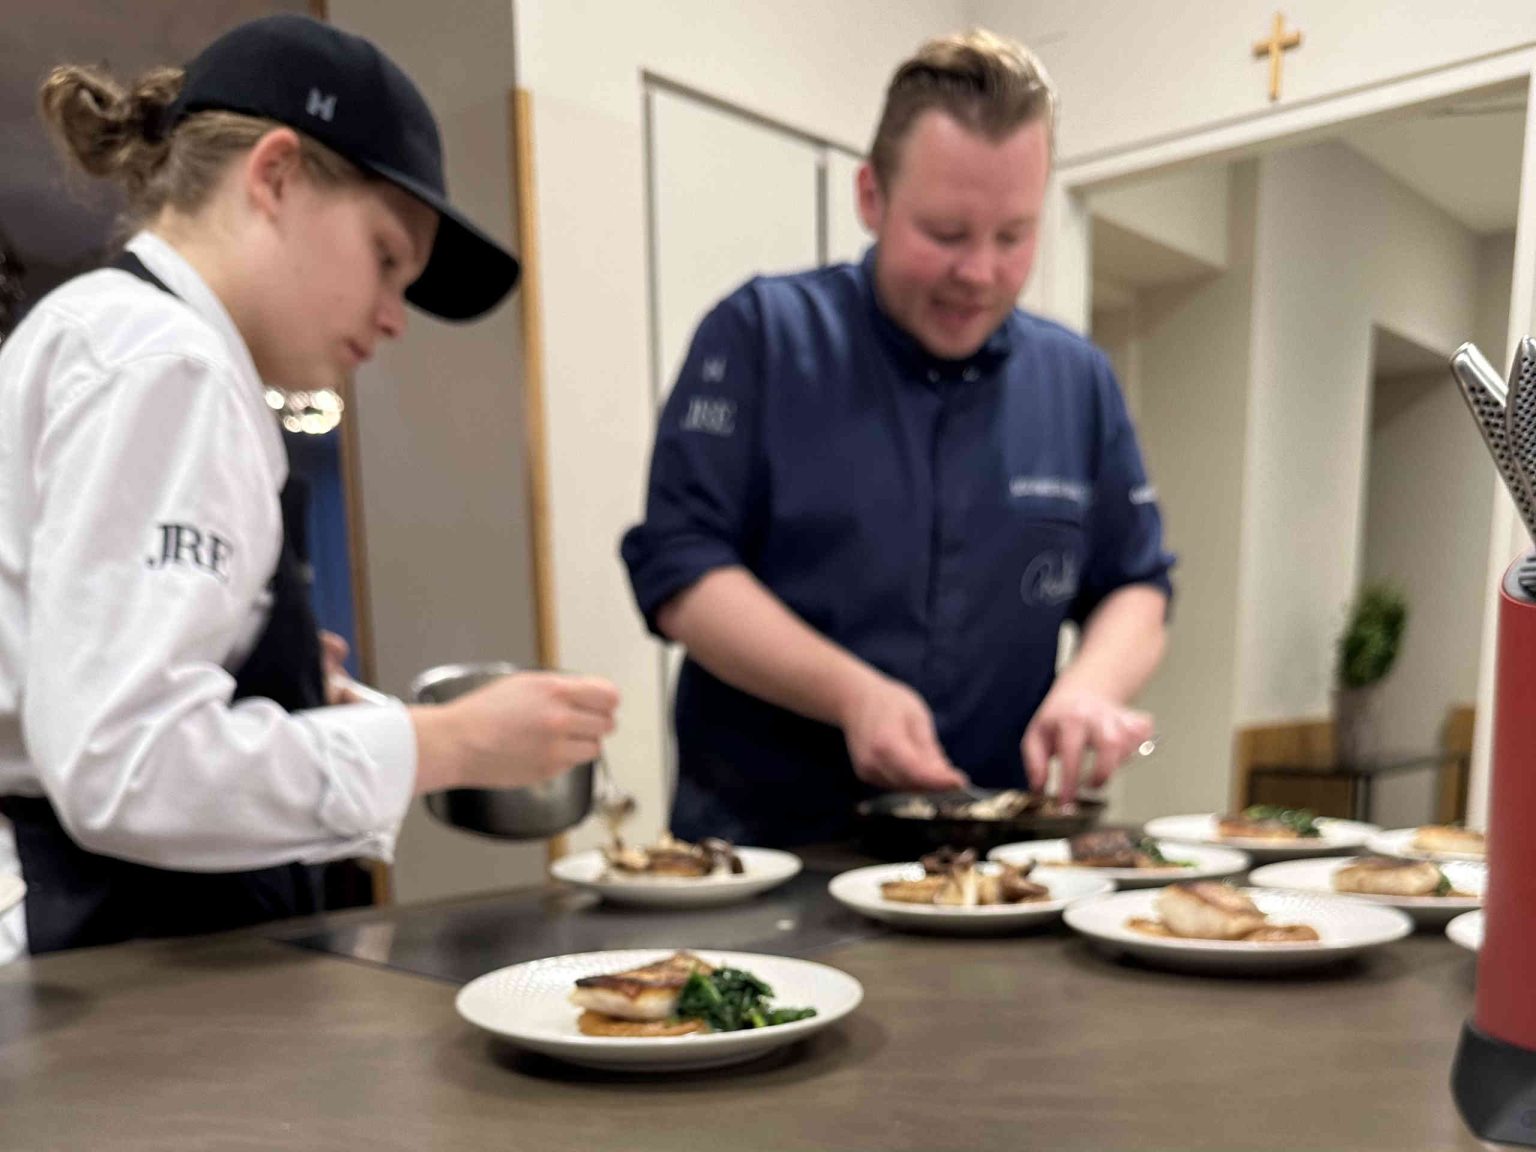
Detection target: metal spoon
<box><xmin>328</xmin><ymin>674</ymin><xmax>397</xmax><ymax>707</ymax></box>
<box><xmin>593</xmin><ymin>754</ymin><xmax>637</xmax><ymax>842</ymax></box>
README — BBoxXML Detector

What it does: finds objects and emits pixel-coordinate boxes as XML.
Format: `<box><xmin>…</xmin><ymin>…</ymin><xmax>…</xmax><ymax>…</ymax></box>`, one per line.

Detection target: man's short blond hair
<box><xmin>869</xmin><ymin>29</ymin><xmax>1056</xmax><ymax>188</ymax></box>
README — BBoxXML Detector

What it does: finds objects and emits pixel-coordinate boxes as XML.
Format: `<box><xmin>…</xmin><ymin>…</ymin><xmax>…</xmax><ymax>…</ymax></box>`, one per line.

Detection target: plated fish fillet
<box><xmin>1069</xmin><ymin>829</ymin><xmax>1142</xmax><ymax>868</ymax></box>
<box><xmin>1216</xmin><ymin>805</ymin><xmax>1321</xmax><ymax>841</ymax></box>
<box><xmin>1412</xmin><ymin>825</ymin><xmax>1485</xmax><ymax>857</ymax></box>
<box><xmin>1156</xmin><ymin>882</ymin><xmax>1270</xmax><ymax>940</ymax></box>
<box><xmin>1066</xmin><ymin>830</ymin><xmax>1187</xmax><ymax>870</ymax></box>
<box><xmin>569</xmin><ymin>951</ymin><xmax>714</xmax><ymax>1021</ymax></box>
<box><xmin>1216</xmin><ymin>815</ymin><xmax>1299</xmax><ymax>840</ymax></box>
<box><xmin>1334</xmin><ymin>857</ymin><xmax>1446</xmax><ymax>897</ymax></box>
<box><xmin>1140</xmin><ymin>882</ymin><xmax>1319</xmax><ymax>943</ymax></box>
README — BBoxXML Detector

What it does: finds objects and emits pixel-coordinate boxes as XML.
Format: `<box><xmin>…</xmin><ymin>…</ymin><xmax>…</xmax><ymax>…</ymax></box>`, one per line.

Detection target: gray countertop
<box><xmin>0</xmin><ymin>855</ymin><xmax>1490</xmax><ymax>1151</ymax></box>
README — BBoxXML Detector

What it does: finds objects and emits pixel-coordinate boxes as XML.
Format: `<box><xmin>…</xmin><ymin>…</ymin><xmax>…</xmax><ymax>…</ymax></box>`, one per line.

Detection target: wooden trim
<box><xmin>1438</xmin><ymin>705</ymin><xmax>1476</xmax><ymax>825</ymax></box>
<box><xmin>1231</xmin><ymin>717</ymin><xmax>1334</xmax><ymax>812</ymax></box>
<box><xmin>1056</xmin><ymin>46</ymin><xmax>1534</xmax><ymax>188</ymax></box>
<box><xmin>510</xmin><ymin>88</ymin><xmax>568</xmax><ymax>865</ymax></box>
<box><xmin>364</xmin><ymin>860</ymin><xmax>393</xmax><ymax>906</ymax></box>
<box><xmin>307</xmin><ymin>0</ymin><xmax>327</xmax><ymax>21</ymax></box>
<box><xmin>335</xmin><ymin>374</ymin><xmax>387</xmax><ymax>903</ymax></box>
<box><xmin>511</xmin><ymin>88</ymin><xmax>559</xmax><ymax>674</ymax></box>
<box><xmin>1235</xmin><ymin>709</ymin><xmax>1477</xmax><ymax>824</ymax></box>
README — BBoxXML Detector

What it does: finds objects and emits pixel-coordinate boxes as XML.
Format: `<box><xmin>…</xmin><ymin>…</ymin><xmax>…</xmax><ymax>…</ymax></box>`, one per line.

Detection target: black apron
<box><xmin>0</xmin><ymin>251</ymin><xmax>344</xmax><ymax>954</ymax></box>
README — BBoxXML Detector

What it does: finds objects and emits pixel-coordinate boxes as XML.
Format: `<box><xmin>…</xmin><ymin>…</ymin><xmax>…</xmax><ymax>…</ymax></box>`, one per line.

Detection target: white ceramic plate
<box><xmin>1063</xmin><ymin>887</ymin><xmax>1412</xmax><ymax>973</ymax></box>
<box><xmin>988</xmin><ymin>838</ymin><xmax>1250</xmax><ymax>889</ymax></box>
<box><xmin>1142</xmin><ymin>814</ymin><xmax>1379</xmax><ymax>861</ymax></box>
<box><xmin>827</xmin><ymin>862</ymin><xmax>1112</xmax><ymax>934</ymax></box>
<box><xmin>456</xmin><ymin>949</ymin><xmax>862</xmax><ymax>1071</ymax></box>
<box><xmin>548</xmin><ymin>847</ymin><xmax>802</xmax><ymax>908</ymax></box>
<box><xmin>1365</xmin><ymin>826</ymin><xmax>1487</xmax><ymax>863</ymax></box>
<box><xmin>0</xmin><ymin>873</ymin><xmax>23</xmax><ymax>916</ymax></box>
<box><xmin>1248</xmin><ymin>857</ymin><xmax>1485</xmax><ymax>927</ymax></box>
<box><xmin>1446</xmin><ymin>909</ymin><xmax>1484</xmax><ymax>953</ymax></box>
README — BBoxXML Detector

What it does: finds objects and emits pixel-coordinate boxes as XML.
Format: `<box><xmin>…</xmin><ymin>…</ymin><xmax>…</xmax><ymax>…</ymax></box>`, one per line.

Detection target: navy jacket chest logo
<box><xmin>1021</xmin><ymin>549</ymin><xmax>1080</xmax><ymax>607</ymax></box>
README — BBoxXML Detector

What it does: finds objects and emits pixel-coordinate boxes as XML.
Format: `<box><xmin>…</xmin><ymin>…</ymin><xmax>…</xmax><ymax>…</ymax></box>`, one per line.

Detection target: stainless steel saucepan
<box><xmin>412</xmin><ymin>661</ymin><xmax>596</xmax><ymax>840</ymax></box>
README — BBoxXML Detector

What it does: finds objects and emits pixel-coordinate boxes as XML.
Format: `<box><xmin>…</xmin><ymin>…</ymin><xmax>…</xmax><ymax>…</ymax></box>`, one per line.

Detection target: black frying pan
<box><xmin>854</xmin><ymin>789</ymin><xmax>1105</xmax><ymax>860</ymax></box>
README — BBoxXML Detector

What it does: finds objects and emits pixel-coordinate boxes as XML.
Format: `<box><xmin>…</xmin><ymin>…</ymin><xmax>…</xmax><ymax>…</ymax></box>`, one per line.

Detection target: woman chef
<box><xmin>0</xmin><ymin>14</ymin><xmax>619</xmax><ymax>954</ymax></box>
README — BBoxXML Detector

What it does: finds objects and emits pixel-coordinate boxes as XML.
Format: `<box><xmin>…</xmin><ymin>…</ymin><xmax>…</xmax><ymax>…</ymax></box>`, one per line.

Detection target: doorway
<box><xmin>1058</xmin><ymin>65</ymin><xmax>1531</xmax><ymax>824</ymax></box>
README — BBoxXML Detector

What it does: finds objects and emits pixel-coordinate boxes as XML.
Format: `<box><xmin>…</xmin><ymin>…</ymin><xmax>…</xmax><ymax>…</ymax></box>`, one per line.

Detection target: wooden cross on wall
<box><xmin>1253</xmin><ymin>12</ymin><xmax>1303</xmax><ymax>102</ymax></box>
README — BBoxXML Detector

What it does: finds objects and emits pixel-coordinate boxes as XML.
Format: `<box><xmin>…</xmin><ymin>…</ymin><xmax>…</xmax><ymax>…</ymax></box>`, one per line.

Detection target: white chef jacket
<box><xmin>0</xmin><ymin>823</ymin><xmax>21</xmax><ymax>962</ymax></box>
<box><xmin>0</xmin><ymin>232</ymin><xmax>416</xmax><ymax>898</ymax></box>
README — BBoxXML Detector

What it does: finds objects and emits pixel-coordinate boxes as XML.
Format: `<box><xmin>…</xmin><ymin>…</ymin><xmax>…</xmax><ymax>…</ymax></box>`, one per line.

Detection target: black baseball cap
<box><xmin>160</xmin><ymin>14</ymin><xmax>519</xmax><ymax>321</ymax></box>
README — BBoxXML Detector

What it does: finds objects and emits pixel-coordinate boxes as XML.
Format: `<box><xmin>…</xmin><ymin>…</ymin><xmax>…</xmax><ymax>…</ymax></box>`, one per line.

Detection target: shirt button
<box><xmin>962</xmin><ymin>367</ymin><xmax>980</xmax><ymax>383</ymax></box>
<box><xmin>927</xmin><ymin>369</ymin><xmax>940</xmax><ymax>384</ymax></box>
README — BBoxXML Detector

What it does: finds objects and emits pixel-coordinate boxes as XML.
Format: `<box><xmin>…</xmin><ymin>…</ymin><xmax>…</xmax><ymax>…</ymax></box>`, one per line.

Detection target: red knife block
<box><xmin>1453</xmin><ymin>553</ymin><xmax>1536</xmax><ymax>1144</ymax></box>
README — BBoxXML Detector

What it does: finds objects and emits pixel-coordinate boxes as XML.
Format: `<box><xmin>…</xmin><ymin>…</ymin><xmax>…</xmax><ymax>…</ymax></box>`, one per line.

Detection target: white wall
<box><xmin>1090</xmin><ymin>307</ymin><xmax>1139</xmax><ymax>413</ymax></box>
<box><xmin>1095</xmin><ymin>162</ymin><xmax>1259</xmax><ymax>821</ymax></box>
<box><xmin>1361</xmin><ymin>356</ymin><xmax>1496</xmax><ymax>826</ymax></box>
<box><xmin>969</xmin><ymin>0</ymin><xmax>1536</xmax><ymax>162</ymax></box>
<box><xmin>1467</xmin><ymin>231</ymin><xmax>1521</xmax><ymax>827</ymax></box>
<box><xmin>1088</xmin><ymin>165</ymin><xmax>1231</xmax><ymax>272</ymax></box>
<box><xmin>1092</xmin><ymin>145</ymin><xmax>1498</xmax><ymax>823</ymax></box>
<box><xmin>1477</xmin><ymin>231</ymin><xmax>1520</xmax><ymax>357</ymax></box>
<box><xmin>1359</xmin><ymin>234</ymin><xmax>1509</xmax><ymax>826</ymax></box>
<box><xmin>1235</xmin><ymin>141</ymin><xmax>1483</xmax><ymax>729</ymax></box>
<box><xmin>329</xmin><ymin>0</ymin><xmax>549</xmax><ymax>901</ymax></box>
<box><xmin>514</xmin><ymin>0</ymin><xmax>967</xmax><ymax>849</ymax></box>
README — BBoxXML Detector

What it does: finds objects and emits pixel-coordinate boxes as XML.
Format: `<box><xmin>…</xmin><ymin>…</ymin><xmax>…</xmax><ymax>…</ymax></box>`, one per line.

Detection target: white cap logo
<box><xmin>306</xmin><ymin>88</ymin><xmax>337</xmax><ymax>122</ymax></box>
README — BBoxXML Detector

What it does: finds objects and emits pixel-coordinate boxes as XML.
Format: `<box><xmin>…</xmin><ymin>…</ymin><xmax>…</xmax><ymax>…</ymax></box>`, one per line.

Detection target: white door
<box><xmin>825</xmin><ymin>149</ymin><xmax>869</xmax><ymax>266</ymax></box>
<box><xmin>650</xmin><ymin>87</ymin><xmax>822</xmax><ymax>406</ymax></box>
<box><xmin>647</xmin><ymin>85</ymin><xmax>824</xmax><ymax>811</ymax></box>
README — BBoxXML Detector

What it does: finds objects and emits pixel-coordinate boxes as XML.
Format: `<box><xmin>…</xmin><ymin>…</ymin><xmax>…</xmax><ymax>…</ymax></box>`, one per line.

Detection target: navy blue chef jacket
<box><xmin>621</xmin><ymin>249</ymin><xmax>1175</xmax><ymax>847</ymax></box>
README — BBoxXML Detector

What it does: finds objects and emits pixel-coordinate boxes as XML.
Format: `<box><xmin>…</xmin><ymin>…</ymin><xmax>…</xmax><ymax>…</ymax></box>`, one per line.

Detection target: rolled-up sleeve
<box><xmin>1072</xmin><ymin>352</ymin><xmax>1177</xmax><ymax>624</ymax></box>
<box><xmin>621</xmin><ymin>291</ymin><xmax>764</xmax><ymax>636</ymax></box>
<box><xmin>23</xmin><ymin>350</ymin><xmax>415</xmax><ymax>870</ymax></box>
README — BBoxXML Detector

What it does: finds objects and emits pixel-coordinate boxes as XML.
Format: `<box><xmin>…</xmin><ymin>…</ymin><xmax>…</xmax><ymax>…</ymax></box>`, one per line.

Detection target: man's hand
<box><xmin>842</xmin><ymin>674</ymin><xmax>966</xmax><ymax>792</ymax></box>
<box><xmin>1022</xmin><ymin>685</ymin><xmax>1153</xmax><ymax>803</ymax></box>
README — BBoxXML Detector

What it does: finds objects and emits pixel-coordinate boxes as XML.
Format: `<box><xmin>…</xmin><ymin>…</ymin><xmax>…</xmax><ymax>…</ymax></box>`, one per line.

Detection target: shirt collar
<box><xmin>857</xmin><ymin>244</ymin><xmax>1014</xmax><ymax>382</ymax></box>
<box><xmin>125</xmin><ymin>231</ymin><xmax>287</xmax><ymax>483</ymax></box>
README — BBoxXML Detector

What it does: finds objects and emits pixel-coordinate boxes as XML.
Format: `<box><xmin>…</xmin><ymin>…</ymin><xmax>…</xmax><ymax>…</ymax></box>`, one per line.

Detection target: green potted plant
<box><xmin>1333</xmin><ymin>583</ymin><xmax>1409</xmax><ymax>765</ymax></box>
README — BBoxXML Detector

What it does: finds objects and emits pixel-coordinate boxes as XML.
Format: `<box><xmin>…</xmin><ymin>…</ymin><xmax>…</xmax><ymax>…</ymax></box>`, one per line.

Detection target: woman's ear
<box><xmin>243</xmin><ymin>127</ymin><xmax>306</xmax><ymax>222</ymax></box>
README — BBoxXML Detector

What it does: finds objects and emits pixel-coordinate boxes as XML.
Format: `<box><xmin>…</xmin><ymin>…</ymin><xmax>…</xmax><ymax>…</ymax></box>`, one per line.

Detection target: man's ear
<box><xmin>243</xmin><ymin>127</ymin><xmax>306</xmax><ymax>222</ymax></box>
<box><xmin>856</xmin><ymin>161</ymin><xmax>885</xmax><ymax>235</ymax></box>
